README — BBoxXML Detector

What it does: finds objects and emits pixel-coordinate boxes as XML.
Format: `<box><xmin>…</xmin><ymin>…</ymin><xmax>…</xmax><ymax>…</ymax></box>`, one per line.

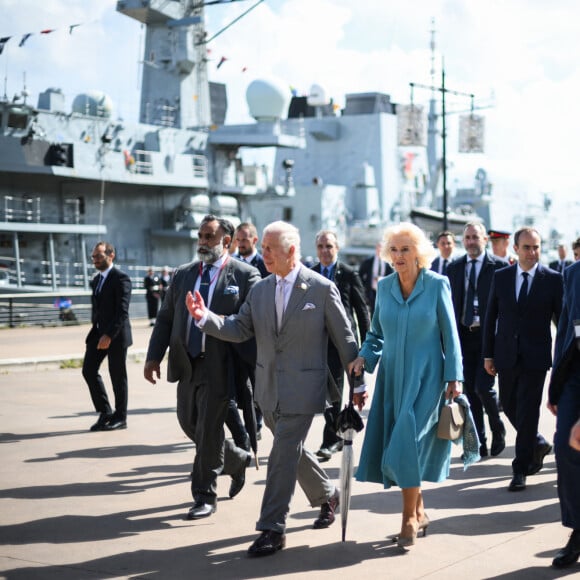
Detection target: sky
<box><xmin>2</xmin><ymin>0</ymin><xmax>579</xmax><ymax>240</ymax></box>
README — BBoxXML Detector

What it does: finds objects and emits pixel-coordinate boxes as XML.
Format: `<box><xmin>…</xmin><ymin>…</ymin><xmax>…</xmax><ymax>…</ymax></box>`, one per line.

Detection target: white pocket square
<box><xmin>302</xmin><ymin>303</ymin><xmax>316</xmax><ymax>310</ymax></box>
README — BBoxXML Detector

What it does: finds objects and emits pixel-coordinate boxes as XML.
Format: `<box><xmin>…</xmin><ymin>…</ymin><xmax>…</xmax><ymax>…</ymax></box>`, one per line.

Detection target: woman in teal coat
<box><xmin>349</xmin><ymin>222</ymin><xmax>463</xmax><ymax>548</ymax></box>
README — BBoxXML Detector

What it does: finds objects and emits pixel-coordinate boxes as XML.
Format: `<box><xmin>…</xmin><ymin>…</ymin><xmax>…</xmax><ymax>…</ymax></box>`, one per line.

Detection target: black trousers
<box><xmin>82</xmin><ymin>337</ymin><xmax>128</xmax><ymax>420</ymax></box>
<box><xmin>459</xmin><ymin>326</ymin><xmax>504</xmax><ymax>447</ymax></box>
<box><xmin>320</xmin><ymin>342</ymin><xmax>344</xmax><ymax>448</ymax></box>
<box><xmin>498</xmin><ymin>365</ymin><xmax>548</xmax><ymax>474</ymax></box>
<box><xmin>555</xmin><ymin>357</ymin><xmax>580</xmax><ymax>530</ymax></box>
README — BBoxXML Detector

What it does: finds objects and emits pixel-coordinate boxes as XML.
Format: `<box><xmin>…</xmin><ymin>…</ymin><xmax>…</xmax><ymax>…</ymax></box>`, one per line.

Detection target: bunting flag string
<box><xmin>213</xmin><ymin>53</ymin><xmax>248</xmax><ymax>73</ymax></box>
<box><xmin>0</xmin><ymin>22</ymin><xmax>84</xmax><ymax>56</ymax></box>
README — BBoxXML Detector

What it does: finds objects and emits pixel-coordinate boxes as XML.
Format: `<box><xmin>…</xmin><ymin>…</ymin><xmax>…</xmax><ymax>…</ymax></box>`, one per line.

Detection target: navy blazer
<box><xmin>430</xmin><ymin>256</ymin><xmax>453</xmax><ymax>275</ymax></box>
<box><xmin>549</xmin><ymin>261</ymin><xmax>580</xmax><ymax>404</ymax></box>
<box><xmin>483</xmin><ymin>264</ymin><xmax>563</xmax><ymax>371</ymax></box>
<box><xmin>87</xmin><ymin>266</ymin><xmax>133</xmax><ymax>347</ymax></box>
<box><xmin>312</xmin><ymin>260</ymin><xmax>370</xmax><ymax>343</ymax></box>
<box><xmin>446</xmin><ymin>252</ymin><xmax>509</xmax><ymax>331</ymax></box>
<box><xmin>236</xmin><ymin>252</ymin><xmax>269</xmax><ymax>278</ymax></box>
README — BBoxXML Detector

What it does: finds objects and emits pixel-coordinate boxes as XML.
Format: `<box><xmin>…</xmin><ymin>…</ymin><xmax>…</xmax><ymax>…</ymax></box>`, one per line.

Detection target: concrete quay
<box><xmin>0</xmin><ymin>321</ymin><xmax>576</xmax><ymax>579</ymax></box>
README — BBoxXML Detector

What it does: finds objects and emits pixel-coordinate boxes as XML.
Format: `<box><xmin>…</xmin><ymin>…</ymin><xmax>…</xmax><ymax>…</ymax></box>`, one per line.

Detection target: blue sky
<box><xmin>2</xmin><ymin>0</ymin><xmax>580</xmax><ymax>239</ymax></box>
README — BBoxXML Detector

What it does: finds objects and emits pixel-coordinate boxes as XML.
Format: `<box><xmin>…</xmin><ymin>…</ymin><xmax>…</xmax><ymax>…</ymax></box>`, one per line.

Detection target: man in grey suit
<box><xmin>144</xmin><ymin>215</ymin><xmax>261</xmax><ymax>520</ymax></box>
<box><xmin>187</xmin><ymin>220</ymin><xmax>359</xmax><ymax>557</ymax></box>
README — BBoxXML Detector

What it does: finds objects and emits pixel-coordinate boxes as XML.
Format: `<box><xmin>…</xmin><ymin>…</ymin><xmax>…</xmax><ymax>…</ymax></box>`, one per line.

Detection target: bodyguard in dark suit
<box><xmin>447</xmin><ymin>222</ymin><xmax>507</xmax><ymax>457</ymax></box>
<box><xmin>234</xmin><ymin>221</ymin><xmax>269</xmax><ymax>277</ymax></box>
<box><xmin>82</xmin><ymin>241</ymin><xmax>133</xmax><ymax>432</ymax></box>
<box><xmin>483</xmin><ymin>228</ymin><xmax>563</xmax><ymax>491</ymax></box>
<box><xmin>311</xmin><ymin>230</ymin><xmax>370</xmax><ymax>459</ymax></box>
<box><xmin>144</xmin><ymin>215</ymin><xmax>261</xmax><ymax>520</ymax></box>
<box><xmin>359</xmin><ymin>242</ymin><xmax>394</xmax><ymax>316</ymax></box>
<box><xmin>187</xmin><ymin>221</ymin><xmax>359</xmax><ymax>556</ymax></box>
<box><xmin>430</xmin><ymin>230</ymin><xmax>455</xmax><ymax>275</ymax></box>
<box><xmin>547</xmin><ymin>260</ymin><xmax>580</xmax><ymax>568</ymax></box>
<box><xmin>549</xmin><ymin>243</ymin><xmax>573</xmax><ymax>273</ymax></box>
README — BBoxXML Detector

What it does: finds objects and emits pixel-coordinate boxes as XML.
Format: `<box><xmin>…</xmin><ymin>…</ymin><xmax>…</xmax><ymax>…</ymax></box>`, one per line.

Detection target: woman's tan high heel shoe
<box><xmin>417</xmin><ymin>514</ymin><xmax>430</xmax><ymax>537</ymax></box>
<box><xmin>397</xmin><ymin>522</ymin><xmax>418</xmax><ymax>548</ymax></box>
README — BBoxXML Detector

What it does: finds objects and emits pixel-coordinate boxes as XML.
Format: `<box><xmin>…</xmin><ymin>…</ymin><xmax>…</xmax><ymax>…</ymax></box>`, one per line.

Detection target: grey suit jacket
<box><xmin>146</xmin><ymin>257</ymin><xmax>260</xmax><ymax>395</ymax></box>
<box><xmin>202</xmin><ymin>266</ymin><xmax>359</xmax><ymax>415</ymax></box>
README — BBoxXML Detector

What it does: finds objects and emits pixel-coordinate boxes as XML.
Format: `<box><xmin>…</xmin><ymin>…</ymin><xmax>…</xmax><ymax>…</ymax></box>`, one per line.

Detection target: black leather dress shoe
<box><xmin>229</xmin><ymin>453</ymin><xmax>251</xmax><ymax>499</ymax></box>
<box><xmin>508</xmin><ymin>473</ymin><xmax>526</xmax><ymax>491</ymax></box>
<box><xmin>479</xmin><ymin>444</ymin><xmax>489</xmax><ymax>458</ymax></box>
<box><xmin>528</xmin><ymin>442</ymin><xmax>552</xmax><ymax>475</ymax></box>
<box><xmin>313</xmin><ymin>491</ymin><xmax>339</xmax><ymax>528</ymax></box>
<box><xmin>552</xmin><ymin>530</ymin><xmax>580</xmax><ymax>568</ymax></box>
<box><xmin>90</xmin><ymin>414</ymin><xmax>111</xmax><ymax>431</ymax></box>
<box><xmin>104</xmin><ymin>419</ymin><xmax>127</xmax><ymax>430</ymax></box>
<box><xmin>247</xmin><ymin>530</ymin><xmax>286</xmax><ymax>557</ymax></box>
<box><xmin>187</xmin><ymin>501</ymin><xmax>216</xmax><ymax>520</ymax></box>
<box><xmin>490</xmin><ymin>428</ymin><xmax>506</xmax><ymax>457</ymax></box>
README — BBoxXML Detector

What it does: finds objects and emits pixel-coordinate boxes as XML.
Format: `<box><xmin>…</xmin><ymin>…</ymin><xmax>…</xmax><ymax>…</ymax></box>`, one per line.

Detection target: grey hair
<box><xmin>263</xmin><ymin>221</ymin><xmax>302</xmax><ymax>261</ymax></box>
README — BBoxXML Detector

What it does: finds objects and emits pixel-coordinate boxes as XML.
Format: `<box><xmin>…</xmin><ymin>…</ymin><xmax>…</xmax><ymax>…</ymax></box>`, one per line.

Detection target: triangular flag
<box><xmin>0</xmin><ymin>37</ymin><xmax>11</xmax><ymax>55</ymax></box>
<box><xmin>217</xmin><ymin>56</ymin><xmax>227</xmax><ymax>69</ymax></box>
<box><xmin>69</xmin><ymin>24</ymin><xmax>81</xmax><ymax>34</ymax></box>
<box><xmin>40</xmin><ymin>29</ymin><xmax>55</xmax><ymax>35</ymax></box>
<box><xmin>19</xmin><ymin>33</ymin><xmax>32</xmax><ymax>47</ymax></box>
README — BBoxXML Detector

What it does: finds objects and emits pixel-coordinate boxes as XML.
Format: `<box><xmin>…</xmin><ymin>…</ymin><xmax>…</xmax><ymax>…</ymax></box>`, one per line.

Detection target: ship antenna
<box><xmin>430</xmin><ymin>18</ymin><xmax>436</xmax><ymax>95</ymax></box>
<box><xmin>202</xmin><ymin>0</ymin><xmax>265</xmax><ymax>45</ymax></box>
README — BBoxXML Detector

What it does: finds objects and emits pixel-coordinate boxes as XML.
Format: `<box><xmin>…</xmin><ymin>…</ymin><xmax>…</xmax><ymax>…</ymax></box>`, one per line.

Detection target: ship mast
<box><xmin>117</xmin><ymin>0</ymin><xmax>211</xmax><ymax>129</ymax></box>
<box><xmin>426</xmin><ymin>19</ymin><xmax>438</xmax><ymax>205</ymax></box>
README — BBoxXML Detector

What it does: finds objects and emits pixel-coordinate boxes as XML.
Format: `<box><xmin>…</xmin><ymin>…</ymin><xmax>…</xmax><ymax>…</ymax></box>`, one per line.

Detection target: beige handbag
<box><xmin>437</xmin><ymin>399</ymin><xmax>465</xmax><ymax>440</ymax></box>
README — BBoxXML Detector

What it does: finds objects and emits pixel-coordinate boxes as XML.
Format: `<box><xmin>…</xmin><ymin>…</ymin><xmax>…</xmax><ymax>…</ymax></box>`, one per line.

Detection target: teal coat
<box><xmin>355</xmin><ymin>268</ymin><xmax>463</xmax><ymax>488</ymax></box>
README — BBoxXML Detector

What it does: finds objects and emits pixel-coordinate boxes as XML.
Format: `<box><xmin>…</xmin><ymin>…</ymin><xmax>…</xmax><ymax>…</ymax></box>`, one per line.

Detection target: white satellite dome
<box><xmin>246</xmin><ymin>78</ymin><xmax>290</xmax><ymax>122</ymax></box>
<box><xmin>72</xmin><ymin>90</ymin><xmax>113</xmax><ymax>118</ymax></box>
<box><xmin>307</xmin><ymin>83</ymin><xmax>328</xmax><ymax>107</ymax></box>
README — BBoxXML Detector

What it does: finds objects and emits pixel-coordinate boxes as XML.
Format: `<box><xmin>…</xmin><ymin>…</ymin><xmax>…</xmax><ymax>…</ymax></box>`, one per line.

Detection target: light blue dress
<box><xmin>355</xmin><ymin>268</ymin><xmax>463</xmax><ymax>488</ymax></box>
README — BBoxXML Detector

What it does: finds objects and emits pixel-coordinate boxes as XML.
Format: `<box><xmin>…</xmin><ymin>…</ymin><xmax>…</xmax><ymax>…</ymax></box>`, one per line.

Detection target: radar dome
<box><xmin>72</xmin><ymin>91</ymin><xmax>113</xmax><ymax>118</ymax></box>
<box><xmin>246</xmin><ymin>78</ymin><xmax>290</xmax><ymax>122</ymax></box>
<box><xmin>307</xmin><ymin>84</ymin><xmax>329</xmax><ymax>107</ymax></box>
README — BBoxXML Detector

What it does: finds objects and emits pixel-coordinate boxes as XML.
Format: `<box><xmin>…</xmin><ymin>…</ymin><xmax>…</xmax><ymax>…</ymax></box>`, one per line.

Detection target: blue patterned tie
<box><xmin>322</xmin><ymin>266</ymin><xmax>329</xmax><ymax>279</ymax></box>
<box><xmin>188</xmin><ymin>265</ymin><xmax>212</xmax><ymax>358</ymax></box>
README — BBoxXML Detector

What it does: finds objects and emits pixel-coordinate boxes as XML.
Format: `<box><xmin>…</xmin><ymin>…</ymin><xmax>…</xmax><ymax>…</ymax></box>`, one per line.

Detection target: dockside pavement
<box><xmin>0</xmin><ymin>320</ymin><xmax>577</xmax><ymax>579</ymax></box>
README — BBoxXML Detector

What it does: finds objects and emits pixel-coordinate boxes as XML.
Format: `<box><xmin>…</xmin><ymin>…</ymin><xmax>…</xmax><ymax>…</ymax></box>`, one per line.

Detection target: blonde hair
<box><xmin>382</xmin><ymin>222</ymin><xmax>436</xmax><ymax>269</ymax></box>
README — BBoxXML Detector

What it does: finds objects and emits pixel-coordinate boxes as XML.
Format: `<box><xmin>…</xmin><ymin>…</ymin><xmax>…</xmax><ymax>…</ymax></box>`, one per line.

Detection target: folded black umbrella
<box><xmin>334</xmin><ymin>370</ymin><xmax>365</xmax><ymax>542</ymax></box>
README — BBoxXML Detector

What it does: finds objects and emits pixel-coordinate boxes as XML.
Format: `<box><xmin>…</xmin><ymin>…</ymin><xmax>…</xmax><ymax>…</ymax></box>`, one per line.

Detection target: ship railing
<box><xmin>192</xmin><ymin>154</ymin><xmax>208</xmax><ymax>179</ymax></box>
<box><xmin>134</xmin><ymin>150</ymin><xmax>154</xmax><ymax>175</ymax></box>
<box><xmin>3</xmin><ymin>195</ymin><xmax>41</xmax><ymax>223</ymax></box>
<box><xmin>0</xmin><ymin>290</ymin><xmax>148</xmax><ymax>328</ymax></box>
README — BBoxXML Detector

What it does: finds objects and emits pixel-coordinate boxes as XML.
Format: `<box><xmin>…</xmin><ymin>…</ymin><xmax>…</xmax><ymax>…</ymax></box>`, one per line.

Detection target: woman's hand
<box><xmin>445</xmin><ymin>380</ymin><xmax>462</xmax><ymax>399</ymax></box>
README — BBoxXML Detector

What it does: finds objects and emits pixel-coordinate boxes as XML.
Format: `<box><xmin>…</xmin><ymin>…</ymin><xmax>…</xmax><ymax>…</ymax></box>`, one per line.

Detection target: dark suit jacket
<box><xmin>483</xmin><ymin>264</ymin><xmax>563</xmax><ymax>371</ymax></box>
<box><xmin>549</xmin><ymin>259</ymin><xmax>573</xmax><ymax>273</ymax></box>
<box><xmin>446</xmin><ymin>252</ymin><xmax>509</xmax><ymax>331</ymax></box>
<box><xmin>87</xmin><ymin>267</ymin><xmax>132</xmax><ymax>347</ymax></box>
<box><xmin>549</xmin><ymin>261</ymin><xmax>580</xmax><ymax>404</ymax></box>
<box><xmin>146</xmin><ymin>257</ymin><xmax>260</xmax><ymax>398</ymax></box>
<box><xmin>312</xmin><ymin>261</ymin><xmax>370</xmax><ymax>344</ymax></box>
<box><xmin>358</xmin><ymin>255</ymin><xmax>394</xmax><ymax>311</ymax></box>
<box><xmin>430</xmin><ymin>256</ymin><xmax>453</xmax><ymax>275</ymax></box>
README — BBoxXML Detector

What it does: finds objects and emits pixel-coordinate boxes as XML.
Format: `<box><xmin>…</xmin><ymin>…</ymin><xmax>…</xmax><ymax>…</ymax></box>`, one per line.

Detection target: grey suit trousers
<box><xmin>177</xmin><ymin>358</ymin><xmax>249</xmax><ymax>504</ymax></box>
<box><xmin>258</xmin><ymin>409</ymin><xmax>335</xmax><ymax>533</ymax></box>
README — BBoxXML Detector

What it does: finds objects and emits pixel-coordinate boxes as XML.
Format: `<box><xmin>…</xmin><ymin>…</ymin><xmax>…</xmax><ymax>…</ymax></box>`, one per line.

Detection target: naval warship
<box><xmin>0</xmin><ymin>1</ymin><xmax>495</xmax><ymax>294</ymax></box>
